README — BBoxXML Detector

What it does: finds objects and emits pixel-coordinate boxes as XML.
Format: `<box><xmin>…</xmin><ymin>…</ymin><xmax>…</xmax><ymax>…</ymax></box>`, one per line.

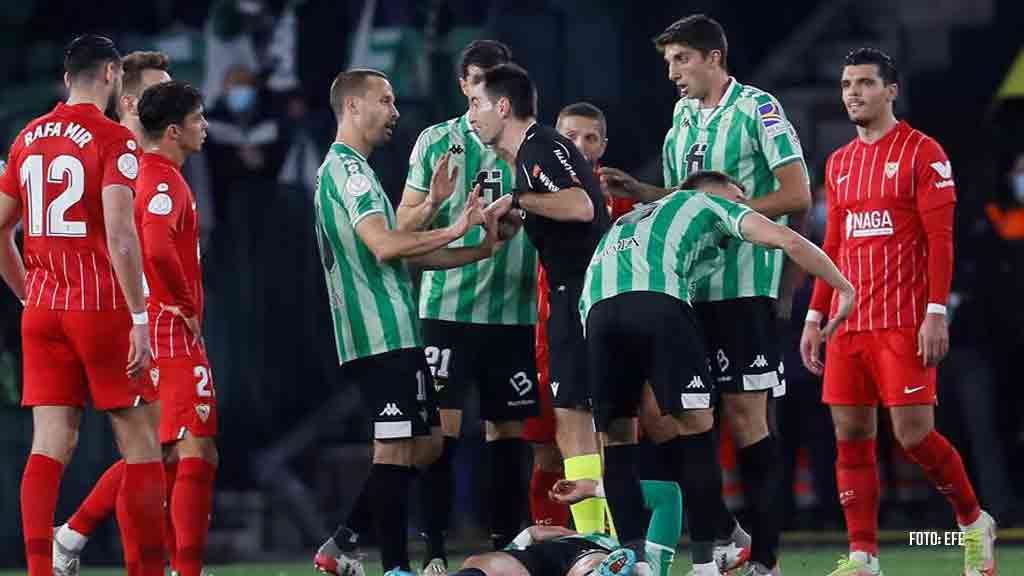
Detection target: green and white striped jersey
<box><xmin>580</xmin><ymin>190</ymin><xmax>752</xmax><ymax>326</ymax></box>
<box><xmin>662</xmin><ymin>77</ymin><xmax>807</xmax><ymax>302</ymax></box>
<box><xmin>406</xmin><ymin>114</ymin><xmax>537</xmax><ymax>325</ymax></box>
<box><xmin>315</xmin><ymin>142</ymin><xmax>421</xmax><ymax>365</ymax></box>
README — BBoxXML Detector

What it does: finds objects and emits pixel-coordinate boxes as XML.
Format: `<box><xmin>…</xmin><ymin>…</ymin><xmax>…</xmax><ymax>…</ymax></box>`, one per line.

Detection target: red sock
<box><xmin>119</xmin><ymin>462</ymin><xmax>166</xmax><ymax>576</ymax></box>
<box><xmin>21</xmin><ymin>453</ymin><xmax>64</xmax><ymax>576</ymax></box>
<box><xmin>164</xmin><ymin>461</ymin><xmax>178</xmax><ymax>569</ymax></box>
<box><xmin>172</xmin><ymin>458</ymin><xmax>216</xmax><ymax>576</ymax></box>
<box><xmin>836</xmin><ymin>438</ymin><xmax>879</xmax><ymax>556</ymax></box>
<box><xmin>529</xmin><ymin>466</ymin><xmax>569</xmax><ymax>527</ymax></box>
<box><xmin>905</xmin><ymin>431</ymin><xmax>981</xmax><ymax>526</ymax></box>
<box><xmin>69</xmin><ymin>459</ymin><xmax>125</xmax><ymax>536</ymax></box>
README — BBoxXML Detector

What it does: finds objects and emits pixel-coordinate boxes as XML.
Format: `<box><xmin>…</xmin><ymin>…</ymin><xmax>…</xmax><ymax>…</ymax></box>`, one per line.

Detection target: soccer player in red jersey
<box><xmin>800</xmin><ymin>48</ymin><xmax>996</xmax><ymax>576</ymax></box>
<box><xmin>0</xmin><ymin>34</ymin><xmax>164</xmax><ymax>576</ymax></box>
<box><xmin>53</xmin><ymin>50</ymin><xmax>173</xmax><ymax>574</ymax></box>
<box><xmin>133</xmin><ymin>80</ymin><xmax>215</xmax><ymax>576</ymax></box>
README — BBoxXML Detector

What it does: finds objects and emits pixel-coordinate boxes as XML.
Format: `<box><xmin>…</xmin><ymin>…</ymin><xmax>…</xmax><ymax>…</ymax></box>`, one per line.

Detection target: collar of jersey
<box><xmin>56</xmin><ymin>101</ymin><xmax>104</xmax><ymax>118</ymax></box>
<box><xmin>331</xmin><ymin>141</ymin><xmax>367</xmax><ymax>162</ymax></box>
<box><xmin>683</xmin><ymin>76</ymin><xmax>742</xmax><ymax>125</ymax></box>
<box><xmin>140</xmin><ymin>151</ymin><xmax>179</xmax><ymax>171</ymax></box>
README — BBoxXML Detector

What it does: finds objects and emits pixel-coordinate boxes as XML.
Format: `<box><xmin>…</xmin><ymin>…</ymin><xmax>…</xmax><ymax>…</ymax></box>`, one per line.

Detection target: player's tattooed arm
<box><xmin>0</xmin><ymin>194</ymin><xmax>26</xmax><ymax>301</ymax></box>
<box><xmin>598</xmin><ymin>167</ymin><xmax>670</xmax><ymax>203</ymax></box>
<box><xmin>745</xmin><ymin>160</ymin><xmax>812</xmax><ymax>219</ymax></box>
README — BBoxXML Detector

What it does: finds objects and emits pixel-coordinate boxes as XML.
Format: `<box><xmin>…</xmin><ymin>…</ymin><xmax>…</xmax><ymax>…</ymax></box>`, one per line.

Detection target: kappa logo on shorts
<box><xmin>195</xmin><ymin>404</ymin><xmax>211</xmax><ymax>423</ymax></box>
<box><xmin>749</xmin><ymin>355</ymin><xmax>769</xmax><ymax>369</ymax></box>
<box><xmin>550</xmin><ymin>381</ymin><xmax>560</xmax><ymax>397</ymax></box>
<box><xmin>686</xmin><ymin>375</ymin><xmax>705</xmax><ymax>389</ymax></box>
<box><xmin>380</xmin><ymin>403</ymin><xmax>403</xmax><ymax>417</ymax></box>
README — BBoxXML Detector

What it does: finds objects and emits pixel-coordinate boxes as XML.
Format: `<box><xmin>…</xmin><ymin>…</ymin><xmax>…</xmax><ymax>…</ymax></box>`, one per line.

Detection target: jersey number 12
<box><xmin>20</xmin><ymin>154</ymin><xmax>87</xmax><ymax>237</ymax></box>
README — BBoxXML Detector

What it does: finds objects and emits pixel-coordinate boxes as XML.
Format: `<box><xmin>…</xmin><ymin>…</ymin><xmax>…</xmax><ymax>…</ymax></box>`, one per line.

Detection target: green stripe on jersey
<box><xmin>406</xmin><ymin>115</ymin><xmax>537</xmax><ymax>325</ymax></box>
<box><xmin>315</xmin><ymin>142</ymin><xmax>420</xmax><ymax>364</ymax></box>
<box><xmin>662</xmin><ymin>78</ymin><xmax>808</xmax><ymax>302</ymax></box>
<box><xmin>580</xmin><ymin>191</ymin><xmax>751</xmax><ymax>326</ymax></box>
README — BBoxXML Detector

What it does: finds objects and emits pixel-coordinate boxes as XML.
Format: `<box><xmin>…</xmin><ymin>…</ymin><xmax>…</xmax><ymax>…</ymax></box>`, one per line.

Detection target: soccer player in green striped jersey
<box><xmin>581</xmin><ymin>171</ymin><xmax>853</xmax><ymax>576</ymax></box>
<box><xmin>312</xmin><ymin>68</ymin><xmax>510</xmax><ymax>576</ymax></box>
<box><xmin>600</xmin><ymin>15</ymin><xmax>812</xmax><ymax>575</ymax></box>
<box><xmin>394</xmin><ymin>41</ymin><xmax>540</xmax><ymax>571</ymax></box>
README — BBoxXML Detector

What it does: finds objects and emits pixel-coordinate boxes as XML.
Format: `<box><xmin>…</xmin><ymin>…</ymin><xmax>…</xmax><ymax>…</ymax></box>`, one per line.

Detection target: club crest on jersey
<box><xmin>148</xmin><ymin>192</ymin><xmax>173</xmax><ymax>215</ymax></box>
<box><xmin>346</xmin><ymin>173</ymin><xmax>372</xmax><ymax>196</ymax></box>
<box><xmin>149</xmin><ymin>367</ymin><xmax>160</xmax><ymax>388</ymax></box>
<box><xmin>195</xmin><ymin>404</ymin><xmax>211</xmax><ymax>423</ymax></box>
<box><xmin>885</xmin><ymin>162</ymin><xmax>899</xmax><ymax>178</ymax></box>
<box><xmin>845</xmin><ymin>209</ymin><xmax>893</xmax><ymax>239</ymax></box>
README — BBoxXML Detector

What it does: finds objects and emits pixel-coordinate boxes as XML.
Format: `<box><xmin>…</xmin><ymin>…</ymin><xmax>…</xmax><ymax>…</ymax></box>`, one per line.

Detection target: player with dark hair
<box><xmin>52</xmin><ymin>50</ymin><xmax>174</xmax><ymax>574</ymax></box>
<box><xmin>801</xmin><ymin>48</ymin><xmax>996</xmax><ymax>576</ymax></box>
<box><xmin>389</xmin><ymin>39</ymin><xmax>538</xmax><ymax>575</ymax></box>
<box><xmin>127</xmin><ymin>80</ymin><xmax>217</xmax><ymax>576</ymax></box>
<box><xmin>582</xmin><ymin>170</ymin><xmax>853</xmax><ymax>576</ymax></box>
<box><xmin>0</xmin><ymin>34</ymin><xmax>164</xmax><ymax>575</ymax></box>
<box><xmin>312</xmin><ymin>68</ymin><xmax>510</xmax><ymax>576</ymax></box>
<box><xmin>602</xmin><ymin>14</ymin><xmax>812</xmax><ymax>574</ymax></box>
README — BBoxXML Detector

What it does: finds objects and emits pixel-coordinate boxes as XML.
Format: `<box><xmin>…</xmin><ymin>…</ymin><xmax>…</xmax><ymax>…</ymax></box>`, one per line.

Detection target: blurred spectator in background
<box><xmin>205</xmin><ymin>62</ymin><xmax>285</xmax><ymax>224</ymax></box>
<box><xmin>986</xmin><ymin>153</ymin><xmax>1024</xmax><ymax>240</ymax></box>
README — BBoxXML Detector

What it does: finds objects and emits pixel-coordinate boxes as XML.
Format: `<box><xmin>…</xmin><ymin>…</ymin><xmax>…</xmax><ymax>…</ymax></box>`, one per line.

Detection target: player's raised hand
<box><xmin>450</xmin><ymin>184</ymin><xmax>484</xmax><ymax>237</ymax></box>
<box><xmin>917</xmin><ymin>313</ymin><xmax>949</xmax><ymax>367</ymax></box>
<box><xmin>599</xmin><ymin>166</ymin><xmax>639</xmax><ymax>198</ymax></box>
<box><xmin>799</xmin><ymin>322</ymin><xmax>824</xmax><ymax>376</ymax></box>
<box><xmin>126</xmin><ymin>323</ymin><xmax>151</xmax><ymax>378</ymax></box>
<box><xmin>429</xmin><ymin>153</ymin><xmax>459</xmax><ymax>206</ymax></box>
<box><xmin>549</xmin><ymin>478</ymin><xmax>600</xmax><ymax>505</ymax></box>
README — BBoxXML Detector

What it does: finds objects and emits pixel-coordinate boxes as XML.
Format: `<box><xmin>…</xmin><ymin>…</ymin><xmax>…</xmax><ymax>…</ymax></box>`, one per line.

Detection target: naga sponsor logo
<box><xmin>845</xmin><ymin>209</ymin><xmax>893</xmax><ymax>239</ymax></box>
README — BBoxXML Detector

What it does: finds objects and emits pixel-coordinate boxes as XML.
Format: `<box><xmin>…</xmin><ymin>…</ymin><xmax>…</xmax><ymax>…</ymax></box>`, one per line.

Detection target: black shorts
<box><xmin>341</xmin><ymin>347</ymin><xmax>438</xmax><ymax>440</ymax></box>
<box><xmin>586</xmin><ymin>291</ymin><xmax>713</xmax><ymax>432</ymax></box>
<box><xmin>421</xmin><ymin>320</ymin><xmax>538</xmax><ymax>422</ymax></box>
<box><xmin>546</xmin><ymin>277</ymin><xmax>591</xmax><ymax>410</ymax></box>
<box><xmin>694</xmin><ymin>297</ymin><xmax>785</xmax><ymax>398</ymax></box>
<box><xmin>502</xmin><ymin>537</ymin><xmax>608</xmax><ymax>575</ymax></box>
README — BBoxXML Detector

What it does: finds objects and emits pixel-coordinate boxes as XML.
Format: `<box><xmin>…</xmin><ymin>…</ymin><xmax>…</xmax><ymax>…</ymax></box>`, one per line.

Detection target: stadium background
<box><xmin>0</xmin><ymin>0</ymin><xmax>1022</xmax><ymax>571</ymax></box>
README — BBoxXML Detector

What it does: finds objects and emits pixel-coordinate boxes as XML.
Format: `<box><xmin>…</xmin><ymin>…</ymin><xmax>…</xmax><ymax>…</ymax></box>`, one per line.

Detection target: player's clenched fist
<box><xmin>126</xmin><ymin>323</ymin><xmax>152</xmax><ymax>378</ymax></box>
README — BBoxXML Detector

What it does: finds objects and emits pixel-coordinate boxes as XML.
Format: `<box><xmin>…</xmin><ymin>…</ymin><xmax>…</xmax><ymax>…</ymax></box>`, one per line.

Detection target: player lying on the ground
<box><xmin>449</xmin><ymin>479</ymin><xmax>681</xmax><ymax>576</ymax></box>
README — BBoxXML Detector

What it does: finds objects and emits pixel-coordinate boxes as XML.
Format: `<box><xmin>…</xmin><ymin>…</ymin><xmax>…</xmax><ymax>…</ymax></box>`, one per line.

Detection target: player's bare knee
<box><xmin>373</xmin><ymin>438</ymin><xmax>415</xmax><ymax>466</ymax></box>
<box><xmin>485</xmin><ymin>420</ymin><xmax>523</xmax><ymax>442</ymax></box>
<box><xmin>891</xmin><ymin>411</ymin><xmax>933</xmax><ymax>448</ymax></box>
<box><xmin>830</xmin><ymin>405</ymin><xmax>876</xmax><ymax>440</ymax></box>
<box><xmin>554</xmin><ymin>408</ymin><xmax>598</xmax><ymax>457</ymax></box>
<box><xmin>722</xmin><ymin>393</ymin><xmax>768</xmax><ymax>440</ymax></box>
<box><xmin>177</xmin><ymin>434</ymin><xmax>218</xmax><ymax>466</ymax></box>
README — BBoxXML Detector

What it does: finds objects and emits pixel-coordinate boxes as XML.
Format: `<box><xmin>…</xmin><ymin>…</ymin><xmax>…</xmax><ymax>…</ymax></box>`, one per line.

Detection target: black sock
<box><xmin>419</xmin><ymin>436</ymin><xmax>458</xmax><ymax>562</ymax></box>
<box><xmin>488</xmin><ymin>438</ymin><xmax>525</xmax><ymax>550</ymax></box>
<box><xmin>739</xmin><ymin>435</ymin><xmax>781</xmax><ymax>569</ymax></box>
<box><xmin>675</xmin><ymin>430</ymin><xmax>721</xmax><ymax>565</ymax></box>
<box><xmin>653</xmin><ymin>436</ymin><xmax>683</xmax><ymax>482</ymax></box>
<box><xmin>333</xmin><ymin>479</ymin><xmax>375</xmax><ymax>550</ymax></box>
<box><xmin>604</xmin><ymin>444</ymin><xmax>650</xmax><ymax>546</ymax></box>
<box><xmin>370</xmin><ymin>463</ymin><xmax>414</xmax><ymax>572</ymax></box>
<box><xmin>710</xmin><ymin>458</ymin><xmax>738</xmax><ymax>542</ymax></box>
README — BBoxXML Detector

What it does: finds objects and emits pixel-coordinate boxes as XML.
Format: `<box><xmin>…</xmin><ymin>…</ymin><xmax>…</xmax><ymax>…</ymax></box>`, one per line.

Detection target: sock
<box><xmin>68</xmin><ymin>459</ymin><xmax>125</xmax><ymax>538</ymax></box>
<box><xmin>119</xmin><ymin>462</ymin><xmax>167</xmax><ymax>576</ymax></box>
<box><xmin>488</xmin><ymin>438</ymin><xmax>525</xmax><ymax>549</ymax></box>
<box><xmin>172</xmin><ymin>458</ymin><xmax>216</xmax><ymax>576</ymax></box>
<box><xmin>163</xmin><ymin>460</ymin><xmax>179</xmax><ymax>569</ymax></box>
<box><xmin>653</xmin><ymin>438</ymin><xmax>682</xmax><ymax>482</ymax></box>
<box><xmin>419</xmin><ymin>436</ymin><xmax>457</xmax><ymax>562</ymax></box>
<box><xmin>836</xmin><ymin>438</ymin><xmax>880</xmax><ymax>556</ymax></box>
<box><xmin>603</xmin><ymin>445</ymin><xmax>650</xmax><ymax>545</ymax></box>
<box><xmin>529</xmin><ymin>466</ymin><xmax>569</xmax><ymax>526</ymax></box>
<box><xmin>564</xmin><ymin>453</ymin><xmax>607</xmax><ymax>534</ymax></box>
<box><xmin>370</xmin><ymin>463</ymin><xmax>414</xmax><ymax>572</ymax></box>
<box><xmin>338</xmin><ymin>471</ymin><xmax>377</xmax><ymax>548</ymax></box>
<box><xmin>675</xmin><ymin>431</ymin><xmax>720</xmax><ymax>565</ymax></box>
<box><xmin>738</xmin><ymin>435</ymin><xmax>781</xmax><ymax>569</ymax></box>
<box><xmin>21</xmin><ymin>453</ymin><xmax>64</xmax><ymax>576</ymax></box>
<box><xmin>115</xmin><ymin>490</ymin><xmax>139</xmax><ymax>575</ymax></box>
<box><xmin>904</xmin><ymin>430</ymin><xmax>981</xmax><ymax>526</ymax></box>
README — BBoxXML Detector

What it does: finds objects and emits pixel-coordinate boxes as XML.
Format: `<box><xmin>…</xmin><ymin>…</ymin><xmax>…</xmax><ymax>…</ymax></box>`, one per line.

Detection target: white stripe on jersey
<box><xmin>48</xmin><ymin>252</ymin><xmax>58</xmax><ymax>310</ymax></box>
<box><xmin>35</xmin><ymin>255</ymin><xmax>46</xmax><ymax>307</ymax></box>
<box><xmin>77</xmin><ymin>253</ymin><xmax>84</xmax><ymax>311</ymax></box>
<box><xmin>62</xmin><ymin>252</ymin><xmax>69</xmax><ymax>310</ymax></box>
<box><xmin>153</xmin><ymin>308</ymin><xmax>164</xmax><ymax>357</ymax></box>
<box><xmin>25</xmin><ymin>255</ymin><xmax>38</xmax><ymax>305</ymax></box>
<box><xmin>868</xmin><ymin>246</ymin><xmax>874</xmax><ymax>331</ymax></box>
<box><xmin>856</xmin><ymin>144</ymin><xmax>867</xmax><ymax>201</ymax></box>
<box><xmin>866</xmin><ymin>147</ymin><xmax>878</xmax><ymax>200</ymax></box>
<box><xmin>169</xmin><ymin>315</ymin><xmax>175</xmax><ymax>358</ymax></box>
<box><xmin>857</xmin><ymin>246</ymin><xmax>863</xmax><ymax>332</ymax></box>
<box><xmin>92</xmin><ymin>252</ymin><xmax>100</xmax><ymax>311</ymax></box>
<box><xmin>883</xmin><ymin>244</ymin><xmax>889</xmax><ymax>329</ymax></box>
<box><xmin>897</xmin><ymin>243</ymin><xmax>902</xmax><ymax>325</ymax></box>
<box><xmin>183</xmin><ymin>323</ymin><xmax>192</xmax><ymax>356</ymax></box>
<box><xmin>910</xmin><ymin>241</ymin><xmax>918</xmax><ymax>326</ymax></box>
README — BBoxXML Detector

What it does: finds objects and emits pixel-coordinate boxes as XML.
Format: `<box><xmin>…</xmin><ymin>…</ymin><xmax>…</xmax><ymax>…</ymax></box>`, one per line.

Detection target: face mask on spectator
<box><xmin>1012</xmin><ymin>172</ymin><xmax>1024</xmax><ymax>204</ymax></box>
<box><xmin>226</xmin><ymin>85</ymin><xmax>256</xmax><ymax>114</ymax></box>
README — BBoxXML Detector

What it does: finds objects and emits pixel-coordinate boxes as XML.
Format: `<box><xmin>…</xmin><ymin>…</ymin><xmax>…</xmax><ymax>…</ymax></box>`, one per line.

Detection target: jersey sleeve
<box><xmin>913</xmin><ymin>137</ymin><xmax>956</xmax><ymax>308</ymax></box>
<box><xmin>702</xmin><ymin>194</ymin><xmax>753</xmax><ymax>240</ymax></box>
<box><xmin>809</xmin><ymin>154</ymin><xmax>841</xmax><ymax>316</ymax></box>
<box><xmin>326</xmin><ymin>158</ymin><xmax>386</xmax><ymax>227</ymax></box>
<box><xmin>752</xmin><ymin>93</ymin><xmax>804</xmax><ymax>170</ymax></box>
<box><xmin>523</xmin><ymin>139</ymin><xmax>585</xmax><ymax>193</ymax></box>
<box><xmin>0</xmin><ymin>140</ymin><xmax>21</xmax><ymax>199</ymax></box>
<box><xmin>139</xmin><ymin>174</ymin><xmax>196</xmax><ymax>316</ymax></box>
<box><xmin>405</xmin><ymin>127</ymin><xmax>438</xmax><ymax>192</ymax></box>
<box><xmin>101</xmin><ymin>133</ymin><xmax>140</xmax><ymax>191</ymax></box>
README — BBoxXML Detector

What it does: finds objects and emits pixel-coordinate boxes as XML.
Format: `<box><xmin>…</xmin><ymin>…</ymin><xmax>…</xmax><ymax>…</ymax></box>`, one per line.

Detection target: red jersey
<box><xmin>0</xmin><ymin>103</ymin><xmax>140</xmax><ymax>311</ymax></box>
<box><xmin>135</xmin><ymin>152</ymin><xmax>204</xmax><ymax>359</ymax></box>
<box><xmin>809</xmin><ymin>121</ymin><xmax>956</xmax><ymax>333</ymax></box>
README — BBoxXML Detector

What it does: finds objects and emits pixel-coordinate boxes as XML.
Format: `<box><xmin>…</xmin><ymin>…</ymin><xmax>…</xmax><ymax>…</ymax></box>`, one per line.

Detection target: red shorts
<box><xmin>21</xmin><ymin>308</ymin><xmax>146</xmax><ymax>411</ymax></box>
<box><xmin>822</xmin><ymin>327</ymin><xmax>936</xmax><ymax>407</ymax></box>
<box><xmin>523</xmin><ymin>364</ymin><xmax>556</xmax><ymax>443</ymax></box>
<box><xmin>156</xmin><ymin>353</ymin><xmax>218</xmax><ymax>444</ymax></box>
